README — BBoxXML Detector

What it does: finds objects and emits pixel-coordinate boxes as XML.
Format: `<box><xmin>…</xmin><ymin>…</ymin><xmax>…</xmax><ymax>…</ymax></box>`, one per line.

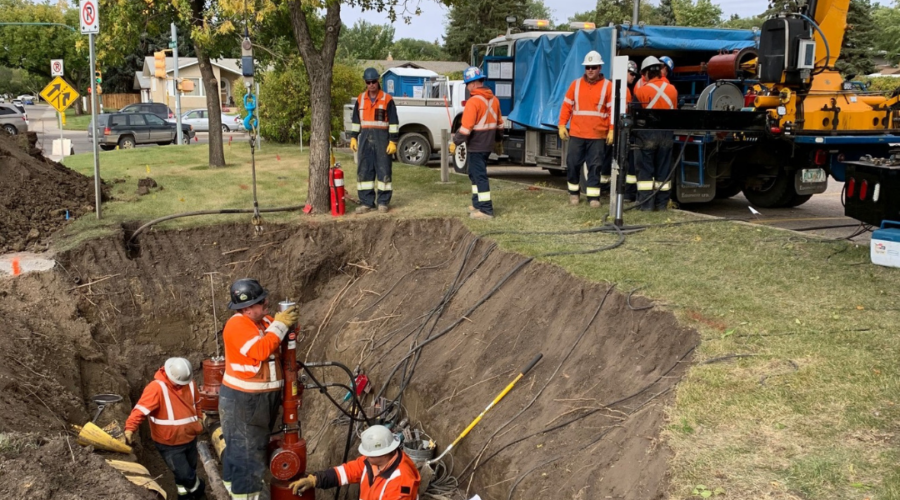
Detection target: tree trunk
<box><xmin>289</xmin><ymin>1</ymin><xmax>341</xmax><ymax>214</ymax></box>
<box><xmin>195</xmin><ymin>46</ymin><xmax>226</xmax><ymax>167</ymax></box>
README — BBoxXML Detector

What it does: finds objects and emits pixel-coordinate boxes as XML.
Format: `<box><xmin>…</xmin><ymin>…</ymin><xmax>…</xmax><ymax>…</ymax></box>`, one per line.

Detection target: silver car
<box><xmin>177</xmin><ymin>109</ymin><xmax>244</xmax><ymax>132</ymax></box>
<box><xmin>0</xmin><ymin>104</ymin><xmax>29</xmax><ymax>135</ymax></box>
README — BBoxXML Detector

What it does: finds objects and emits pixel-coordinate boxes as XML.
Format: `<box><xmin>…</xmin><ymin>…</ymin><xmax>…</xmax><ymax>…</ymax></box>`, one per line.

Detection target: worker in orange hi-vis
<box><xmin>634</xmin><ymin>56</ymin><xmax>679</xmax><ymax>212</ymax></box>
<box><xmin>125</xmin><ymin>357</ymin><xmax>205</xmax><ymax>499</ymax></box>
<box><xmin>558</xmin><ymin>50</ymin><xmax>615</xmax><ymax>208</ymax></box>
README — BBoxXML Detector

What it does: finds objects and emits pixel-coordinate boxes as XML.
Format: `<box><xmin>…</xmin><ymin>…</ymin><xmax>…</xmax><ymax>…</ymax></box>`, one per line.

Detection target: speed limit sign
<box><xmin>51</xmin><ymin>60</ymin><xmax>64</xmax><ymax>77</ymax></box>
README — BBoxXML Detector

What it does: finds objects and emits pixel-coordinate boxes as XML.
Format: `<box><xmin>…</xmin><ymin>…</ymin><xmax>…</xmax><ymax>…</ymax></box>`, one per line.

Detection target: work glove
<box><xmin>124</xmin><ymin>430</ymin><xmax>134</xmax><ymax>445</ymax></box>
<box><xmin>350</xmin><ymin>138</ymin><xmax>358</xmax><ymax>152</ymax></box>
<box><xmin>386</xmin><ymin>141</ymin><xmax>397</xmax><ymax>155</ymax></box>
<box><xmin>290</xmin><ymin>474</ymin><xmax>316</xmax><ymax>495</ymax></box>
<box><xmin>607</xmin><ymin>129</ymin><xmax>615</xmax><ymax>145</ymax></box>
<box><xmin>493</xmin><ymin>141</ymin><xmax>503</xmax><ymax>155</ymax></box>
<box><xmin>449</xmin><ymin>142</ymin><xmax>457</xmax><ymax>155</ymax></box>
<box><xmin>274</xmin><ymin>305</ymin><xmax>299</xmax><ymax>328</ymax></box>
<box><xmin>558</xmin><ymin>125</ymin><xmax>569</xmax><ymax>141</ymax></box>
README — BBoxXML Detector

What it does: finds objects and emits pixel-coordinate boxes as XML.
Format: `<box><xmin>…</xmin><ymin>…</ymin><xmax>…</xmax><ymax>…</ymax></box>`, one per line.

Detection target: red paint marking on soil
<box><xmin>687</xmin><ymin>310</ymin><xmax>727</xmax><ymax>332</ymax></box>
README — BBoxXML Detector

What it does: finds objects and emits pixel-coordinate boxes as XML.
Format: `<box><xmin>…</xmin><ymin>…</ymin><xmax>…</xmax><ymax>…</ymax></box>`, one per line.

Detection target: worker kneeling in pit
<box><xmin>219</xmin><ymin>278</ymin><xmax>300</xmax><ymax>500</ymax></box>
<box><xmin>125</xmin><ymin>357</ymin><xmax>205</xmax><ymax>499</ymax></box>
<box><xmin>289</xmin><ymin>425</ymin><xmax>421</xmax><ymax>499</ymax></box>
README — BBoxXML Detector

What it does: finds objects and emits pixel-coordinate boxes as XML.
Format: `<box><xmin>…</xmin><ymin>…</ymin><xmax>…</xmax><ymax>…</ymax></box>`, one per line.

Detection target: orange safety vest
<box><xmin>634</xmin><ymin>78</ymin><xmax>678</xmax><ymax>110</ymax></box>
<box><xmin>332</xmin><ymin>452</ymin><xmax>421</xmax><ymax>500</ymax></box>
<box><xmin>222</xmin><ymin>313</ymin><xmax>286</xmax><ymax>393</ymax></box>
<box><xmin>125</xmin><ymin>368</ymin><xmax>202</xmax><ymax>446</ymax></box>
<box><xmin>356</xmin><ymin>91</ymin><xmax>396</xmax><ymax>131</ymax></box>
<box><xmin>455</xmin><ymin>87</ymin><xmax>502</xmax><ymax>153</ymax></box>
<box><xmin>559</xmin><ymin>76</ymin><xmax>614</xmax><ymax>139</ymax></box>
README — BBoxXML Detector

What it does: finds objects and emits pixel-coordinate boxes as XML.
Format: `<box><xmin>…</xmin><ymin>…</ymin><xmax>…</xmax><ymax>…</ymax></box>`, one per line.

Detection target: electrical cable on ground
<box><xmin>128</xmin><ymin>205</ymin><xmax>307</xmax><ymax>243</ymax></box>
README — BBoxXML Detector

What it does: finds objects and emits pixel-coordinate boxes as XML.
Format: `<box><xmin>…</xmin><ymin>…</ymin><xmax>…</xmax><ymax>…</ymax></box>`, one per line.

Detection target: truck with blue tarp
<box><xmin>458</xmin><ymin>9</ymin><xmax>900</xmax><ymax>218</ymax></box>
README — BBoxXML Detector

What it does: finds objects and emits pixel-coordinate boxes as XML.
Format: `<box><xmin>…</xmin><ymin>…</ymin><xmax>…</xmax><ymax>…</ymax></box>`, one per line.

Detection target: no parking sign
<box><xmin>51</xmin><ymin>60</ymin><xmax>64</xmax><ymax>77</ymax></box>
<box><xmin>80</xmin><ymin>0</ymin><xmax>99</xmax><ymax>34</ymax></box>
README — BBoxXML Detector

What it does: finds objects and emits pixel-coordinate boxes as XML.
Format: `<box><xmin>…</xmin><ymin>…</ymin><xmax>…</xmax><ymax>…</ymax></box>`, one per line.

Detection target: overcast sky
<box><xmin>340</xmin><ymin>0</ymin><xmax>774</xmax><ymax>43</ymax></box>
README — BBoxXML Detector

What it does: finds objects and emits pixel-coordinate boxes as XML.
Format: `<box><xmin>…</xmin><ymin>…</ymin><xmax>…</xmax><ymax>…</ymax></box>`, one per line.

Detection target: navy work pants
<box><xmin>219</xmin><ymin>385</ymin><xmax>281</xmax><ymax>498</ymax></box>
<box><xmin>357</xmin><ymin>130</ymin><xmax>393</xmax><ymax>208</ymax></box>
<box><xmin>565</xmin><ymin>137</ymin><xmax>604</xmax><ymax>201</ymax></box>
<box><xmin>634</xmin><ymin>130</ymin><xmax>674</xmax><ymax>210</ymax></box>
<box><xmin>468</xmin><ymin>151</ymin><xmax>493</xmax><ymax>215</ymax></box>
<box><xmin>154</xmin><ymin>439</ymin><xmax>204</xmax><ymax>498</ymax></box>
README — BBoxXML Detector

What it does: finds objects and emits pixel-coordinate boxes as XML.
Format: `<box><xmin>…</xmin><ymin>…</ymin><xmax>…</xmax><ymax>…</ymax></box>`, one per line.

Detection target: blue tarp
<box><xmin>508</xmin><ymin>28</ymin><xmax>616</xmax><ymax>131</ymax></box>
<box><xmin>506</xmin><ymin>26</ymin><xmax>758</xmax><ymax>130</ymax></box>
<box><xmin>618</xmin><ymin>26</ymin><xmax>758</xmax><ymax>52</ymax></box>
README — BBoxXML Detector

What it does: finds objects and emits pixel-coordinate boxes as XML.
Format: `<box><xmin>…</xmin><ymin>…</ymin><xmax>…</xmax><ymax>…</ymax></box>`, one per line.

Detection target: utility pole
<box><xmin>633</xmin><ymin>0</ymin><xmax>640</xmax><ymax>24</ymax></box>
<box><xmin>172</xmin><ymin>23</ymin><xmax>183</xmax><ymax>145</ymax></box>
<box><xmin>88</xmin><ymin>35</ymin><xmax>101</xmax><ymax>218</ymax></box>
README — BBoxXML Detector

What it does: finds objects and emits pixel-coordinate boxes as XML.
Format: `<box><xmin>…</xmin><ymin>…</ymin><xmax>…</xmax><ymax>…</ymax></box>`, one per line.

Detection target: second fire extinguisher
<box><xmin>329</xmin><ymin>163</ymin><xmax>345</xmax><ymax>216</ymax></box>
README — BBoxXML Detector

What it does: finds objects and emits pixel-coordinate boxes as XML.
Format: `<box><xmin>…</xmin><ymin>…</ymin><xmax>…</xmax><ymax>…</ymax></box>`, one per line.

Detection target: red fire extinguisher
<box><xmin>330</xmin><ymin>163</ymin><xmax>345</xmax><ymax>216</ymax></box>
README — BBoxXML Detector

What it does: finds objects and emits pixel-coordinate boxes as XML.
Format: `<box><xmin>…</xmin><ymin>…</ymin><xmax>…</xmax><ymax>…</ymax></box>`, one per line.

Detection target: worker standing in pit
<box><xmin>634</xmin><ymin>56</ymin><xmax>678</xmax><ymax>211</ymax></box>
<box><xmin>288</xmin><ymin>425</ymin><xmax>421</xmax><ymax>499</ymax></box>
<box><xmin>558</xmin><ymin>50</ymin><xmax>615</xmax><ymax>207</ymax></box>
<box><xmin>219</xmin><ymin>278</ymin><xmax>299</xmax><ymax>500</ymax></box>
<box><xmin>450</xmin><ymin>66</ymin><xmax>503</xmax><ymax>220</ymax></box>
<box><xmin>125</xmin><ymin>357</ymin><xmax>205</xmax><ymax>499</ymax></box>
<box><xmin>349</xmin><ymin>68</ymin><xmax>400</xmax><ymax>214</ymax></box>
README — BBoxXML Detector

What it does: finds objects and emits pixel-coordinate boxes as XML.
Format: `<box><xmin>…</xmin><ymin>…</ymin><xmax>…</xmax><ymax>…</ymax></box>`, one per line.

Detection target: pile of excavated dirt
<box><xmin>0</xmin><ymin>131</ymin><xmax>99</xmax><ymax>253</ymax></box>
<box><xmin>0</xmin><ymin>219</ymin><xmax>697</xmax><ymax>499</ymax></box>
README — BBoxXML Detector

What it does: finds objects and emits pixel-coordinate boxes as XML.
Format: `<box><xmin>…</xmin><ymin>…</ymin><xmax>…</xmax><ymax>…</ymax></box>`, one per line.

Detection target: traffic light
<box><xmin>154</xmin><ymin>51</ymin><xmax>166</xmax><ymax>79</ymax></box>
<box><xmin>178</xmin><ymin>79</ymin><xmax>194</xmax><ymax>93</ymax></box>
<box><xmin>95</xmin><ymin>70</ymin><xmax>102</xmax><ymax>84</ymax></box>
<box><xmin>97</xmin><ymin>84</ymin><xmax>103</xmax><ymax>95</ymax></box>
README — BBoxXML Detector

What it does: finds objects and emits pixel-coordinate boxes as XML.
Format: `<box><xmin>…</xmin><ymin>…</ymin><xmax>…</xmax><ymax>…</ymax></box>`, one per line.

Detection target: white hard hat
<box><xmin>582</xmin><ymin>51</ymin><xmax>604</xmax><ymax>66</ymax></box>
<box><xmin>358</xmin><ymin>425</ymin><xmax>401</xmax><ymax>457</ymax></box>
<box><xmin>641</xmin><ymin>56</ymin><xmax>662</xmax><ymax>72</ymax></box>
<box><xmin>164</xmin><ymin>357</ymin><xmax>192</xmax><ymax>386</ymax></box>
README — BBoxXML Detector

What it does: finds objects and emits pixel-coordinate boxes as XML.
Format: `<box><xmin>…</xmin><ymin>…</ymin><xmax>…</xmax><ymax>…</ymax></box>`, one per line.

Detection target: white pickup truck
<box><xmin>344</xmin><ymin>78</ymin><xmax>468</xmax><ymax>168</ymax></box>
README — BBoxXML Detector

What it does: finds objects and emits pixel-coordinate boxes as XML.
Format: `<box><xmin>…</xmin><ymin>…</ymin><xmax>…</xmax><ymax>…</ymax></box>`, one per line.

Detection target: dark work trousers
<box><xmin>219</xmin><ymin>385</ymin><xmax>282</xmax><ymax>498</ymax></box>
<box><xmin>357</xmin><ymin>128</ymin><xmax>393</xmax><ymax>208</ymax></box>
<box><xmin>154</xmin><ymin>439</ymin><xmax>203</xmax><ymax>498</ymax></box>
<box><xmin>634</xmin><ymin>130</ymin><xmax>674</xmax><ymax>210</ymax></box>
<box><xmin>625</xmin><ymin>144</ymin><xmax>637</xmax><ymax>201</ymax></box>
<box><xmin>468</xmin><ymin>151</ymin><xmax>493</xmax><ymax>215</ymax></box>
<box><xmin>565</xmin><ymin>137</ymin><xmax>604</xmax><ymax>201</ymax></box>
<box><xmin>601</xmin><ymin>142</ymin><xmax>612</xmax><ymax>192</ymax></box>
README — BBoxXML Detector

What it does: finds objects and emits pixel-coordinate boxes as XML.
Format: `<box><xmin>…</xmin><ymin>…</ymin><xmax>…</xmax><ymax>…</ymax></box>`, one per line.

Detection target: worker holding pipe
<box><xmin>558</xmin><ymin>50</ymin><xmax>615</xmax><ymax>208</ymax></box>
<box><xmin>288</xmin><ymin>425</ymin><xmax>421</xmax><ymax>499</ymax></box>
<box><xmin>349</xmin><ymin>67</ymin><xmax>400</xmax><ymax>214</ymax></box>
<box><xmin>125</xmin><ymin>357</ymin><xmax>205</xmax><ymax>499</ymax></box>
<box><xmin>219</xmin><ymin>278</ymin><xmax>299</xmax><ymax>500</ymax></box>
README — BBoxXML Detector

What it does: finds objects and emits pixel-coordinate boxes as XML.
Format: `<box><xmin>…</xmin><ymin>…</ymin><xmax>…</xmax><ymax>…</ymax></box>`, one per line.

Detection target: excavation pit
<box><xmin>0</xmin><ymin>218</ymin><xmax>696</xmax><ymax>499</ymax></box>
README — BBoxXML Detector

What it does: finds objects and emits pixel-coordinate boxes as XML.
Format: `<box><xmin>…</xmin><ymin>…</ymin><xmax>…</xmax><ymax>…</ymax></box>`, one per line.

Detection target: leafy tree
<box><xmin>570</xmin><ymin>0</ymin><xmax>662</xmax><ymax>26</ymax></box>
<box><xmin>836</xmin><ymin>0</ymin><xmax>876</xmax><ymax>78</ymax></box>
<box><xmin>444</xmin><ymin>0</ymin><xmax>554</xmax><ymax>63</ymax></box>
<box><xmin>873</xmin><ymin>3</ymin><xmax>900</xmax><ymax>64</ymax></box>
<box><xmin>721</xmin><ymin>13</ymin><xmax>766</xmax><ymax>29</ymax></box>
<box><xmin>0</xmin><ymin>67</ymin><xmax>44</xmax><ymax>97</ymax></box>
<box><xmin>391</xmin><ymin>38</ymin><xmax>450</xmax><ymax>61</ymax></box>
<box><xmin>658</xmin><ymin>0</ymin><xmax>677</xmax><ymax>25</ymax></box>
<box><xmin>672</xmin><ymin>0</ymin><xmax>722</xmax><ymax>27</ymax></box>
<box><xmin>338</xmin><ymin>20</ymin><xmax>395</xmax><ymax>60</ymax></box>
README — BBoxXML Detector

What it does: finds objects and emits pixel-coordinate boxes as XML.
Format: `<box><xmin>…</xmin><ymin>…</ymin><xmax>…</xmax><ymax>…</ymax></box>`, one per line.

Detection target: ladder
<box><xmin>678</xmin><ymin>135</ymin><xmax>708</xmax><ymax>188</ymax></box>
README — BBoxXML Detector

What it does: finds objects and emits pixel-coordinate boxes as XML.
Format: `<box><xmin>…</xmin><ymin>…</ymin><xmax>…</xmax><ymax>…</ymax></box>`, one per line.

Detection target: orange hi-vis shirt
<box><xmin>559</xmin><ymin>76</ymin><xmax>614</xmax><ymax>139</ymax></box>
<box><xmin>319</xmin><ymin>452</ymin><xmax>421</xmax><ymax>500</ymax></box>
<box><xmin>634</xmin><ymin>77</ymin><xmax>678</xmax><ymax>110</ymax></box>
<box><xmin>222</xmin><ymin>313</ymin><xmax>288</xmax><ymax>393</ymax></box>
<box><xmin>125</xmin><ymin>368</ymin><xmax>202</xmax><ymax>446</ymax></box>
<box><xmin>453</xmin><ymin>86</ymin><xmax>502</xmax><ymax>153</ymax></box>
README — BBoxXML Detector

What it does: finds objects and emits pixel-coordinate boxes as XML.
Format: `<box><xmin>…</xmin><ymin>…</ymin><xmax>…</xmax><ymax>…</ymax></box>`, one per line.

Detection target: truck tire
<box><xmin>714</xmin><ymin>180</ymin><xmax>743</xmax><ymax>199</ymax></box>
<box><xmin>118</xmin><ymin>135</ymin><xmax>136</xmax><ymax>149</ymax></box>
<box><xmin>784</xmin><ymin>192</ymin><xmax>813</xmax><ymax>208</ymax></box>
<box><xmin>397</xmin><ymin>133</ymin><xmax>431</xmax><ymax>166</ymax></box>
<box><xmin>453</xmin><ymin>142</ymin><xmax>468</xmax><ymax>175</ymax></box>
<box><xmin>742</xmin><ymin>169</ymin><xmax>795</xmax><ymax>208</ymax></box>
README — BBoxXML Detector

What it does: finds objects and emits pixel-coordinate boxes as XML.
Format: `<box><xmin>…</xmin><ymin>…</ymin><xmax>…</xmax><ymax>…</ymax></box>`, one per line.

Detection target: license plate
<box><xmin>801</xmin><ymin>168</ymin><xmax>826</xmax><ymax>183</ymax></box>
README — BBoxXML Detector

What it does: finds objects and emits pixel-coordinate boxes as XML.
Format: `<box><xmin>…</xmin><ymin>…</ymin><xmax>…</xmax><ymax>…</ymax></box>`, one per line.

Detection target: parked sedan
<box><xmin>88</xmin><ymin>112</ymin><xmax>194</xmax><ymax>150</ymax></box>
<box><xmin>176</xmin><ymin>109</ymin><xmax>244</xmax><ymax>132</ymax></box>
<box><xmin>0</xmin><ymin>104</ymin><xmax>29</xmax><ymax>135</ymax></box>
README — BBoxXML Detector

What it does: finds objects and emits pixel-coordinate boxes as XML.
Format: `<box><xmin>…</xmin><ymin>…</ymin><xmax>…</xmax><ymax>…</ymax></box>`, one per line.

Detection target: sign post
<box><xmin>40</xmin><ymin>76</ymin><xmax>80</xmax><ymax>160</ymax></box>
<box><xmin>50</xmin><ymin>60</ymin><xmax>66</xmax><ymax>156</ymax></box>
<box><xmin>81</xmin><ymin>0</ymin><xmax>101</xmax><ymax>218</ymax></box>
<box><xmin>172</xmin><ymin>23</ymin><xmax>183</xmax><ymax>145</ymax></box>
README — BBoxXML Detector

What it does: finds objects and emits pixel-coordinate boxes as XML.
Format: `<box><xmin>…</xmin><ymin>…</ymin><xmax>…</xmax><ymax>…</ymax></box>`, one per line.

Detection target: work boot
<box><xmin>354</xmin><ymin>205</ymin><xmax>374</xmax><ymax>214</ymax></box>
<box><xmin>469</xmin><ymin>211</ymin><xmax>494</xmax><ymax>220</ymax></box>
<box><xmin>569</xmin><ymin>195</ymin><xmax>579</xmax><ymax>205</ymax></box>
<box><xmin>468</xmin><ymin>205</ymin><xmax>476</xmax><ymax>212</ymax></box>
<box><xmin>377</xmin><ymin>205</ymin><xmax>389</xmax><ymax>213</ymax></box>
<box><xmin>589</xmin><ymin>200</ymin><xmax>601</xmax><ymax>208</ymax></box>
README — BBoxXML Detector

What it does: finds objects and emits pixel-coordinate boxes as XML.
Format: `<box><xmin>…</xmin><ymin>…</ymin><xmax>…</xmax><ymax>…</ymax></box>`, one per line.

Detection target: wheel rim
<box><xmin>122</xmin><ymin>139</ymin><xmax>134</xmax><ymax>149</ymax></box>
<box><xmin>183</xmin><ymin>136</ymin><xmax>190</xmax><ymax>144</ymax></box>
<box><xmin>3</xmin><ymin>125</ymin><xmax>15</xmax><ymax>135</ymax></box>
<box><xmin>222</xmin><ymin>125</ymin><xmax>228</xmax><ymax>132</ymax></box>
<box><xmin>403</xmin><ymin>140</ymin><xmax>424</xmax><ymax>163</ymax></box>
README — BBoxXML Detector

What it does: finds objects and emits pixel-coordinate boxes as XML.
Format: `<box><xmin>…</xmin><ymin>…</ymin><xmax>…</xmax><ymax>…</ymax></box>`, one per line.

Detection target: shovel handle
<box><xmin>520</xmin><ymin>353</ymin><xmax>543</xmax><ymax>377</ymax></box>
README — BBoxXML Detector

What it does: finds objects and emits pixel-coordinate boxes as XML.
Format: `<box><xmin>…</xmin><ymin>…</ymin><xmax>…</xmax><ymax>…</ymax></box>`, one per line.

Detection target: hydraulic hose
<box><xmin>795</xmin><ymin>13</ymin><xmax>831</xmax><ymax>74</ymax></box>
<box><xmin>127</xmin><ymin>204</ymin><xmax>307</xmax><ymax>243</ymax></box>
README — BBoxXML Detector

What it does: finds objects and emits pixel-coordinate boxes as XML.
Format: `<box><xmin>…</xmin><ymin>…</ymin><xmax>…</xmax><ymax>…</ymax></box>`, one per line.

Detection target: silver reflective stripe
<box><xmin>637</xmin><ymin>181</ymin><xmax>654</xmax><ymax>190</ymax></box>
<box><xmin>472</xmin><ymin>95</ymin><xmax>499</xmax><ymax>131</ymax></box>
<box><xmin>135</xmin><ymin>404</ymin><xmax>151</xmax><ymax>415</ymax></box>
<box><xmin>477</xmin><ymin>191</ymin><xmax>491</xmax><ymax>202</ymax></box>
<box><xmin>471</xmin><ymin>185</ymin><xmax>479</xmax><ymax>194</ymax></box>
<box><xmin>148</xmin><ymin>380</ymin><xmax>199</xmax><ymax>426</ymax></box>
<box><xmin>361</xmin><ymin>120</ymin><xmax>389</xmax><ymax>129</ymax></box>
<box><xmin>574</xmin><ymin>78</ymin><xmax>610</xmax><ymax>118</ymax></box>
<box><xmin>646</xmin><ymin>83</ymin><xmax>674</xmax><ymax>109</ymax></box>
<box><xmin>230</xmin><ymin>363</ymin><xmax>260</xmax><ymax>373</ymax></box>
<box><xmin>586</xmin><ymin>187</ymin><xmax>601</xmax><ymax>197</ymax></box>
<box><xmin>351</xmin><ymin>124</ymin><xmax>360</xmax><ymax>132</ymax></box>
<box><xmin>567</xmin><ymin>182</ymin><xmax>579</xmax><ymax>192</ymax></box>
<box><xmin>268</xmin><ymin>361</ymin><xmax>277</xmax><ymax>382</ymax></box>
<box><xmin>389</xmin><ymin>124</ymin><xmax>398</xmax><ymax>133</ymax></box>
<box><xmin>377</xmin><ymin>181</ymin><xmax>393</xmax><ymax>191</ymax></box>
<box><xmin>626</xmin><ymin>175</ymin><xmax>637</xmax><ymax>184</ymax></box>
<box><xmin>598</xmin><ymin>79</ymin><xmax>611</xmax><ymax>118</ymax></box>
<box><xmin>223</xmin><ymin>373</ymin><xmax>283</xmax><ymax>391</ymax></box>
<box><xmin>336</xmin><ymin>465</ymin><xmax>349</xmax><ymax>486</ymax></box>
<box><xmin>188</xmin><ymin>477</ymin><xmax>201</xmax><ymax>493</ymax></box>
<box><xmin>358</xmin><ymin>181</ymin><xmax>375</xmax><ymax>190</ymax></box>
<box><xmin>378</xmin><ymin>469</ymin><xmax>403</xmax><ymax>500</ymax></box>
<box><xmin>600</xmin><ymin>175</ymin><xmax>611</xmax><ymax>184</ymax></box>
<box><xmin>458</xmin><ymin>126</ymin><xmax>471</xmax><ymax>134</ymax></box>
<box><xmin>239</xmin><ymin>336</ymin><xmax>260</xmax><ymax>356</ymax></box>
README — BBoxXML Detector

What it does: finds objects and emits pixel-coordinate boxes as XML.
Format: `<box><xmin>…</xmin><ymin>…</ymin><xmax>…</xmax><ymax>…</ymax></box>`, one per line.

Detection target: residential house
<box><xmin>134</xmin><ymin>57</ymin><xmax>243</xmax><ymax>110</ymax></box>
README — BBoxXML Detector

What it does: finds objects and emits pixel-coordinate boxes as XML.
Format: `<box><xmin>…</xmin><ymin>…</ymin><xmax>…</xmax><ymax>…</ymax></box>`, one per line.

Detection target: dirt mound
<box><xmin>0</xmin><ymin>131</ymin><xmax>99</xmax><ymax>253</ymax></box>
<box><xmin>0</xmin><ymin>435</ymin><xmax>154</xmax><ymax>499</ymax></box>
<box><xmin>0</xmin><ymin>219</ymin><xmax>697</xmax><ymax>499</ymax></box>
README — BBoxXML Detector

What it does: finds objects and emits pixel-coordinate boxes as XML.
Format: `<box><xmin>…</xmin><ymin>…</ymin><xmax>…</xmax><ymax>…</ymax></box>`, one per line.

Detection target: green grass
<box><xmin>61</xmin><ymin>143</ymin><xmax>900</xmax><ymax>499</ymax></box>
<box><xmin>63</xmin><ymin>108</ymin><xmax>92</xmax><ymax>130</ymax></box>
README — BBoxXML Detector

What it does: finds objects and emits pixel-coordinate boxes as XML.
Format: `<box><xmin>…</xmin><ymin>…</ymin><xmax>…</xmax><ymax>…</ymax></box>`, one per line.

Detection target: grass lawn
<box><xmin>63</xmin><ymin>108</ymin><xmax>93</xmax><ymax>130</ymax></box>
<box><xmin>62</xmin><ymin>142</ymin><xmax>900</xmax><ymax>499</ymax></box>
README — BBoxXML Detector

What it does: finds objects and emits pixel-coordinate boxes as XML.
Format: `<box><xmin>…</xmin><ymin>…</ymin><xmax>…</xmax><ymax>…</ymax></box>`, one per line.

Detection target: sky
<box><xmin>340</xmin><ymin>0</ymin><xmax>774</xmax><ymax>43</ymax></box>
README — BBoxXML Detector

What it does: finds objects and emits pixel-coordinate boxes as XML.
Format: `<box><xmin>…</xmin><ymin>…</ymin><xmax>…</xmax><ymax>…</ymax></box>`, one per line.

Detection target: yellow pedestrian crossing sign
<box><xmin>40</xmin><ymin>76</ymin><xmax>80</xmax><ymax>114</ymax></box>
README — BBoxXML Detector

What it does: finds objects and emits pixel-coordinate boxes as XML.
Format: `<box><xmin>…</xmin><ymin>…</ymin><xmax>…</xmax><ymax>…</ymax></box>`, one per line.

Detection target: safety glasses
<box><xmin>585</xmin><ymin>66</ymin><xmax>601</xmax><ymax>71</ymax></box>
<box><xmin>365</xmin><ymin>80</ymin><xmax>379</xmax><ymax>85</ymax></box>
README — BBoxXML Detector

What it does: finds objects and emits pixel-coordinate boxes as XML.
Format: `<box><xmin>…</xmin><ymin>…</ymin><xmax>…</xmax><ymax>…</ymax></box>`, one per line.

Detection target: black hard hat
<box><xmin>363</xmin><ymin>67</ymin><xmax>379</xmax><ymax>81</ymax></box>
<box><xmin>228</xmin><ymin>278</ymin><xmax>268</xmax><ymax>310</ymax></box>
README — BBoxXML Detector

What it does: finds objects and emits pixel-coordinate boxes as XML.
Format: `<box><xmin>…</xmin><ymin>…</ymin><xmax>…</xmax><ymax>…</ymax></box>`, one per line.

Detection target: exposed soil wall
<box><xmin>0</xmin><ymin>218</ymin><xmax>696</xmax><ymax>499</ymax></box>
